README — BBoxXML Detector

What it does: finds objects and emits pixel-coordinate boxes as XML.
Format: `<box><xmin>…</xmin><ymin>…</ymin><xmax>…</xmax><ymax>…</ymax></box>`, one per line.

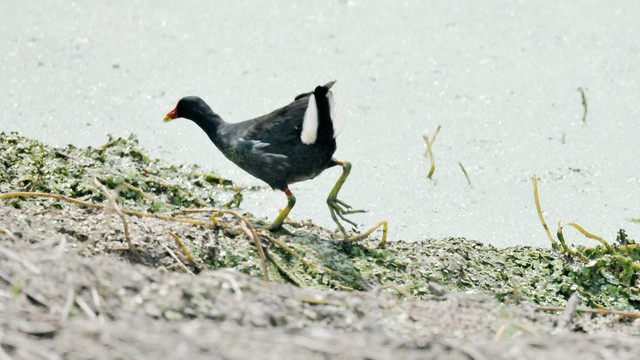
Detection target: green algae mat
<box><xmin>1</xmin><ymin>132</ymin><xmax>639</xmax><ymax>312</ymax></box>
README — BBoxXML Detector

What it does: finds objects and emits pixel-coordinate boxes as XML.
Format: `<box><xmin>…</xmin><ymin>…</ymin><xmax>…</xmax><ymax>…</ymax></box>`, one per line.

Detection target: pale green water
<box><xmin>1</xmin><ymin>1</ymin><xmax>639</xmax><ymax>246</ymax></box>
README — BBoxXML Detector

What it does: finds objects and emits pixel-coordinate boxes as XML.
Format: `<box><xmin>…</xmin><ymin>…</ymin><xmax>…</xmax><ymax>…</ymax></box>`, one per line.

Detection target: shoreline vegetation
<box><xmin>2</xmin><ymin>131</ymin><xmax>639</xmax><ymax>358</ymax></box>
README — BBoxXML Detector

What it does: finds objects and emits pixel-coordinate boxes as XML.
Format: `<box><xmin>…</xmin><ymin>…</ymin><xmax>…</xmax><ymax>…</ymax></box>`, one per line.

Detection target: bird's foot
<box><xmin>260</xmin><ymin>188</ymin><xmax>296</xmax><ymax>234</ymax></box>
<box><xmin>327</xmin><ymin>196</ymin><xmax>367</xmax><ymax>244</ymax></box>
<box><xmin>267</xmin><ymin>225</ymin><xmax>292</xmax><ymax>235</ymax></box>
<box><xmin>251</xmin><ymin>219</ymin><xmax>291</xmax><ymax>235</ymax></box>
<box><xmin>327</xmin><ymin>197</ymin><xmax>366</xmax><ymax>227</ymax></box>
<box><xmin>250</xmin><ymin>219</ymin><xmax>272</xmax><ymax>230</ymax></box>
<box><xmin>266</xmin><ymin>209</ymin><xmax>293</xmax><ymax>232</ymax></box>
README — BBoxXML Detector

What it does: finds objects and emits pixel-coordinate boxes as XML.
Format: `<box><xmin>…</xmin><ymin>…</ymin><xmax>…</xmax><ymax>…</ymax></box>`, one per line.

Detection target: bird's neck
<box><xmin>191</xmin><ymin>109</ymin><xmax>227</xmax><ymax>146</ymax></box>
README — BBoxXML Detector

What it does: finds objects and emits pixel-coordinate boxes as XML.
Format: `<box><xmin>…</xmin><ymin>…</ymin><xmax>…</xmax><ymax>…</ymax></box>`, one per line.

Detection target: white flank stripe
<box><xmin>327</xmin><ymin>91</ymin><xmax>345</xmax><ymax>138</ymax></box>
<box><xmin>301</xmin><ymin>93</ymin><xmax>318</xmax><ymax>144</ymax></box>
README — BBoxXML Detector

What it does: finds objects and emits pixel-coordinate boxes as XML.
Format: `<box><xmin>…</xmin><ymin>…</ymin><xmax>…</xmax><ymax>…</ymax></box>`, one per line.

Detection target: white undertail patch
<box><xmin>327</xmin><ymin>91</ymin><xmax>345</xmax><ymax>138</ymax></box>
<box><xmin>300</xmin><ymin>93</ymin><xmax>318</xmax><ymax>144</ymax></box>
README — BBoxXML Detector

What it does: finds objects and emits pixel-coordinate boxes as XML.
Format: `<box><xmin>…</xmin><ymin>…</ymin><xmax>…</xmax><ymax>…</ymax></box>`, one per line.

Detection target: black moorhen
<box><xmin>163</xmin><ymin>81</ymin><xmax>363</xmax><ymax>242</ymax></box>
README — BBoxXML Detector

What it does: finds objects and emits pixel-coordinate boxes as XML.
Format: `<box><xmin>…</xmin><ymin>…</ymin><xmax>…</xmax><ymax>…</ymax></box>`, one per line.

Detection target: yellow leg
<box><xmin>269</xmin><ymin>188</ymin><xmax>296</xmax><ymax>231</ymax></box>
<box><xmin>327</xmin><ymin>160</ymin><xmax>366</xmax><ymax>242</ymax></box>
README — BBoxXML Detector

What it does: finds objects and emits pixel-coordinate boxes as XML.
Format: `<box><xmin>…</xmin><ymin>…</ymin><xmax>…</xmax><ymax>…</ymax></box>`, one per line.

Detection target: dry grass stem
<box><xmin>61</xmin><ymin>287</ymin><xmax>75</xmax><ymax>320</ymax></box>
<box><xmin>0</xmin><ymin>228</ymin><xmax>19</xmax><ymax>242</ymax></box>
<box><xmin>532</xmin><ymin>176</ymin><xmax>637</xmax><ymax>272</ymax></box>
<box><xmin>0</xmin><ymin>191</ymin><xmax>214</xmax><ymax>227</ymax></box>
<box><xmin>266</xmin><ymin>236</ymin><xmax>365</xmax><ymax>290</ymax></box>
<box><xmin>90</xmin><ymin>286</ymin><xmax>105</xmax><ymax>322</ymax></box>
<box><xmin>578</xmin><ymin>87</ymin><xmax>588</xmax><ymax>122</ymax></box>
<box><xmin>265</xmin><ymin>251</ymin><xmax>306</xmax><ymax>287</ymax></box>
<box><xmin>212</xmin><ymin>210</ymin><xmax>269</xmax><ymax>282</ymax></box>
<box><xmin>556</xmin><ymin>223</ymin><xmax>638</xmax><ymax>271</ymax></box>
<box><xmin>75</xmin><ymin>295</ymin><xmax>97</xmax><ymax>320</ymax></box>
<box><xmin>282</xmin><ymin>296</ymin><xmax>347</xmax><ymax>307</ymax></box>
<box><xmin>564</xmin><ymin>222</ymin><xmax>616</xmax><ymax>254</ymax></box>
<box><xmin>93</xmin><ymin>178</ymin><xmax>144</xmax><ymax>263</ymax></box>
<box><xmin>142</xmin><ymin>175</ymin><xmax>172</xmax><ymax>188</ymax></box>
<box><xmin>222</xmin><ymin>190</ymin><xmax>243</xmax><ymax>208</ymax></box>
<box><xmin>0</xmin><ymin>191</ymin><xmax>105</xmax><ymax>209</ymax></box>
<box><xmin>531</xmin><ymin>175</ymin><xmax>559</xmax><ymax>249</ymax></box>
<box><xmin>555</xmin><ymin>222</ymin><xmax>589</xmax><ymax>262</ymax></box>
<box><xmin>167</xmin><ymin>231</ymin><xmax>196</xmax><ymax>266</ymax></box>
<box><xmin>166</xmin><ymin>208</ymin><xmax>221</xmax><ymax>216</ymax></box>
<box><xmin>423</xmin><ymin>125</ymin><xmax>442</xmax><ymax>179</ymax></box>
<box><xmin>376</xmin><ymin>283</ymin><xmax>412</xmax><ymax>299</ymax></box>
<box><xmin>458</xmin><ymin>161</ymin><xmax>472</xmax><ymax>187</ymax></box>
<box><xmin>162</xmin><ymin>244</ymin><xmax>195</xmax><ymax>276</ymax></box>
<box><xmin>493</xmin><ymin>323</ymin><xmax>509</xmax><ymax>342</ymax></box>
<box><xmin>557</xmin><ymin>292</ymin><xmax>581</xmax><ymax>328</ymax></box>
<box><xmin>350</xmin><ymin>221</ymin><xmax>388</xmax><ymax>247</ymax></box>
<box><xmin>121</xmin><ymin>182</ymin><xmax>173</xmax><ymax>208</ymax></box>
<box><xmin>1</xmin><ymin>190</ymin><xmax>377</xmax><ymax>288</ymax></box>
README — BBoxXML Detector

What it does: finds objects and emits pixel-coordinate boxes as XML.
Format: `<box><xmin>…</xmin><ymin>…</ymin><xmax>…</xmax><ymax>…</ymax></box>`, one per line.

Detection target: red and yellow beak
<box><xmin>163</xmin><ymin>107</ymin><xmax>178</xmax><ymax>122</ymax></box>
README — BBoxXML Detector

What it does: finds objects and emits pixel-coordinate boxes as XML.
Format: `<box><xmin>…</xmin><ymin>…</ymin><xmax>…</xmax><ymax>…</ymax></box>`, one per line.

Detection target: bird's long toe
<box><xmin>327</xmin><ymin>197</ymin><xmax>366</xmax><ymax>219</ymax></box>
<box><xmin>327</xmin><ymin>196</ymin><xmax>367</xmax><ymax>240</ymax></box>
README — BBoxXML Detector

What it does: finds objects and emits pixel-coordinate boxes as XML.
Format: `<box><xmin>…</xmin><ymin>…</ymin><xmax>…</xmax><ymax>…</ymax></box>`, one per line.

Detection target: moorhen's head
<box><xmin>164</xmin><ymin>96</ymin><xmax>212</xmax><ymax>123</ymax></box>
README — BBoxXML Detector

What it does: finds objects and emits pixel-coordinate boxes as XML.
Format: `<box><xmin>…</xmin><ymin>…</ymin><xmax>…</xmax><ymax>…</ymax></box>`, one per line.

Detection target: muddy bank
<box><xmin>1</xmin><ymin>132</ymin><xmax>640</xmax><ymax>359</ymax></box>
